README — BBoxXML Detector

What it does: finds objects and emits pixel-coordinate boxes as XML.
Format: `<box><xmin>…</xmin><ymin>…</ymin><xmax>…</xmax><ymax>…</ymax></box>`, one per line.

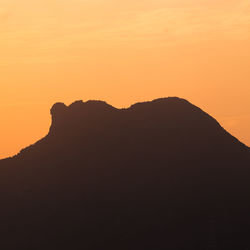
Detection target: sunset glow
<box><xmin>1</xmin><ymin>0</ymin><xmax>250</xmax><ymax>158</ymax></box>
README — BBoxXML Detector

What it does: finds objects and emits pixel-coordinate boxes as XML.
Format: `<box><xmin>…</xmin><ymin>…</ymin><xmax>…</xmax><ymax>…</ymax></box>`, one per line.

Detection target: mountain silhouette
<box><xmin>0</xmin><ymin>97</ymin><xmax>249</xmax><ymax>250</ymax></box>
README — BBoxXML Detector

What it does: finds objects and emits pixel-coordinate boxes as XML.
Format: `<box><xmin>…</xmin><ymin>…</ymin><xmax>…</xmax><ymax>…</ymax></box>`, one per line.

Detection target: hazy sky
<box><xmin>0</xmin><ymin>0</ymin><xmax>250</xmax><ymax>158</ymax></box>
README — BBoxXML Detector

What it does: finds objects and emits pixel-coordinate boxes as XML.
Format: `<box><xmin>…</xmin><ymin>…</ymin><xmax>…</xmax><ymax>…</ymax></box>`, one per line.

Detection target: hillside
<box><xmin>0</xmin><ymin>97</ymin><xmax>249</xmax><ymax>250</ymax></box>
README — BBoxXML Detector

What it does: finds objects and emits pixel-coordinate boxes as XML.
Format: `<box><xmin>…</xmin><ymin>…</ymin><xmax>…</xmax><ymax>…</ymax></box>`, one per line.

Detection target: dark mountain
<box><xmin>0</xmin><ymin>97</ymin><xmax>249</xmax><ymax>250</ymax></box>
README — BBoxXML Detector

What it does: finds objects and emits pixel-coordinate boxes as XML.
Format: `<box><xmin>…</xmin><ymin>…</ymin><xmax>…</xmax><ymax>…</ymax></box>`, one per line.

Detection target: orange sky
<box><xmin>0</xmin><ymin>0</ymin><xmax>250</xmax><ymax>159</ymax></box>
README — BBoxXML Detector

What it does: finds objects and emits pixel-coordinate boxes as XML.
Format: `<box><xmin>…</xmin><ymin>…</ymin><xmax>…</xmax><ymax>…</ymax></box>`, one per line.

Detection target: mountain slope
<box><xmin>0</xmin><ymin>97</ymin><xmax>249</xmax><ymax>250</ymax></box>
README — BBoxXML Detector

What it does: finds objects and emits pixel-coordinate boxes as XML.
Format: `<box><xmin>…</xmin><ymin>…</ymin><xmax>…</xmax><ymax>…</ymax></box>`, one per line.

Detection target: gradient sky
<box><xmin>0</xmin><ymin>0</ymin><xmax>250</xmax><ymax>158</ymax></box>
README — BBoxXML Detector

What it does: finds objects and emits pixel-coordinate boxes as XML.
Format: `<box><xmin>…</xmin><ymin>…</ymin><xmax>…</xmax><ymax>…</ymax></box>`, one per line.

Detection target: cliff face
<box><xmin>0</xmin><ymin>97</ymin><xmax>249</xmax><ymax>250</ymax></box>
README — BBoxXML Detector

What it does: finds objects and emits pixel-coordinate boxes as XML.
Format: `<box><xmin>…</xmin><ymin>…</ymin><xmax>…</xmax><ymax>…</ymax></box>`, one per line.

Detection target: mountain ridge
<box><xmin>0</xmin><ymin>97</ymin><xmax>249</xmax><ymax>250</ymax></box>
<box><xmin>1</xmin><ymin>97</ymin><xmax>248</xmax><ymax>161</ymax></box>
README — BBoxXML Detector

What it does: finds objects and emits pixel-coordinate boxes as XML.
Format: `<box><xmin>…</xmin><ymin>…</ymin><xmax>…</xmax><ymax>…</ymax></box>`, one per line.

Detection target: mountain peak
<box><xmin>130</xmin><ymin>97</ymin><xmax>189</xmax><ymax>107</ymax></box>
<box><xmin>49</xmin><ymin>99</ymin><xmax>116</xmax><ymax>133</ymax></box>
<box><xmin>47</xmin><ymin>97</ymin><xmax>223</xmax><ymax>134</ymax></box>
<box><xmin>11</xmin><ymin>97</ymin><xmax>247</xmax><ymax>161</ymax></box>
<box><xmin>0</xmin><ymin>97</ymin><xmax>249</xmax><ymax>249</ymax></box>
<box><xmin>50</xmin><ymin>102</ymin><xmax>67</xmax><ymax>115</ymax></box>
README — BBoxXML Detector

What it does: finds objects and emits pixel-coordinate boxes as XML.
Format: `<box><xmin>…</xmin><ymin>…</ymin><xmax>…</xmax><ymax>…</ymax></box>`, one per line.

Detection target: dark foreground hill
<box><xmin>0</xmin><ymin>97</ymin><xmax>249</xmax><ymax>250</ymax></box>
